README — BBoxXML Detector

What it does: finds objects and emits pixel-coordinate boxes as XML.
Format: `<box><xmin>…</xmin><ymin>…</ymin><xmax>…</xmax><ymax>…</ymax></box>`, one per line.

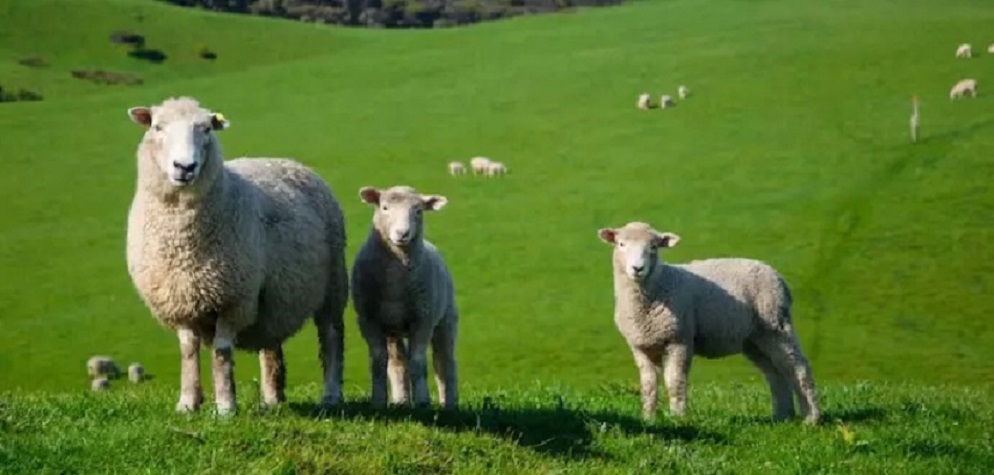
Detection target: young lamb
<box><xmin>660</xmin><ymin>95</ymin><xmax>676</xmax><ymax>108</ymax></box>
<box><xmin>87</xmin><ymin>355</ymin><xmax>120</xmax><ymax>379</ymax></box>
<box><xmin>956</xmin><ymin>43</ymin><xmax>972</xmax><ymax>58</ymax></box>
<box><xmin>597</xmin><ymin>222</ymin><xmax>821</xmax><ymax>425</ymax></box>
<box><xmin>678</xmin><ymin>85</ymin><xmax>690</xmax><ymax>100</ymax></box>
<box><xmin>485</xmin><ymin>161</ymin><xmax>508</xmax><ymax>177</ymax></box>
<box><xmin>128</xmin><ymin>363</ymin><xmax>146</xmax><ymax>383</ymax></box>
<box><xmin>950</xmin><ymin>78</ymin><xmax>978</xmax><ymax>100</ymax></box>
<box><xmin>448</xmin><ymin>161</ymin><xmax>466</xmax><ymax>176</ymax></box>
<box><xmin>470</xmin><ymin>157</ymin><xmax>492</xmax><ymax>175</ymax></box>
<box><xmin>637</xmin><ymin>93</ymin><xmax>652</xmax><ymax>110</ymax></box>
<box><xmin>125</xmin><ymin>97</ymin><xmax>349</xmax><ymax>415</ymax></box>
<box><xmin>91</xmin><ymin>377</ymin><xmax>110</xmax><ymax>391</ymax></box>
<box><xmin>351</xmin><ymin>186</ymin><xmax>459</xmax><ymax>410</ymax></box>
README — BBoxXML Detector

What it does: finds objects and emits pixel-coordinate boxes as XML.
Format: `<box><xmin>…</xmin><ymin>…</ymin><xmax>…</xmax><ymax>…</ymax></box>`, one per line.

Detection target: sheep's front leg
<box><xmin>212</xmin><ymin>322</ymin><xmax>238</xmax><ymax>416</ymax></box>
<box><xmin>663</xmin><ymin>343</ymin><xmax>692</xmax><ymax>418</ymax></box>
<box><xmin>360</xmin><ymin>322</ymin><xmax>389</xmax><ymax>408</ymax></box>
<box><xmin>631</xmin><ymin>347</ymin><xmax>659</xmax><ymax>422</ymax></box>
<box><xmin>259</xmin><ymin>346</ymin><xmax>286</xmax><ymax>407</ymax></box>
<box><xmin>407</xmin><ymin>324</ymin><xmax>435</xmax><ymax>408</ymax></box>
<box><xmin>176</xmin><ymin>327</ymin><xmax>204</xmax><ymax>413</ymax></box>
<box><xmin>386</xmin><ymin>336</ymin><xmax>411</xmax><ymax>405</ymax></box>
<box><xmin>431</xmin><ymin>313</ymin><xmax>458</xmax><ymax>410</ymax></box>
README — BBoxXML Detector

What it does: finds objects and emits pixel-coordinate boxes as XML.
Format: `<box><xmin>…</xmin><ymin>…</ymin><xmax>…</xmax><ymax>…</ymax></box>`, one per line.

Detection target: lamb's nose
<box><xmin>173</xmin><ymin>161</ymin><xmax>197</xmax><ymax>173</ymax></box>
<box><xmin>632</xmin><ymin>265</ymin><xmax>645</xmax><ymax>274</ymax></box>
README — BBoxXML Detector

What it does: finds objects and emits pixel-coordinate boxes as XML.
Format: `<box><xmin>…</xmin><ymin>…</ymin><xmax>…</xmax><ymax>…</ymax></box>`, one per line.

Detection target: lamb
<box><xmin>956</xmin><ymin>43</ymin><xmax>972</xmax><ymax>58</ymax></box>
<box><xmin>485</xmin><ymin>161</ymin><xmax>508</xmax><ymax>177</ymax></box>
<box><xmin>351</xmin><ymin>185</ymin><xmax>459</xmax><ymax>410</ymax></box>
<box><xmin>659</xmin><ymin>95</ymin><xmax>676</xmax><ymax>108</ymax></box>
<box><xmin>950</xmin><ymin>78</ymin><xmax>978</xmax><ymax>100</ymax></box>
<box><xmin>470</xmin><ymin>157</ymin><xmax>492</xmax><ymax>175</ymax></box>
<box><xmin>125</xmin><ymin>97</ymin><xmax>348</xmax><ymax>415</ymax></box>
<box><xmin>128</xmin><ymin>363</ymin><xmax>146</xmax><ymax>383</ymax></box>
<box><xmin>87</xmin><ymin>355</ymin><xmax>120</xmax><ymax>379</ymax></box>
<box><xmin>678</xmin><ymin>85</ymin><xmax>690</xmax><ymax>100</ymax></box>
<box><xmin>597</xmin><ymin>222</ymin><xmax>821</xmax><ymax>425</ymax></box>
<box><xmin>637</xmin><ymin>93</ymin><xmax>652</xmax><ymax>110</ymax></box>
<box><xmin>448</xmin><ymin>161</ymin><xmax>466</xmax><ymax>176</ymax></box>
<box><xmin>91</xmin><ymin>377</ymin><xmax>110</xmax><ymax>391</ymax></box>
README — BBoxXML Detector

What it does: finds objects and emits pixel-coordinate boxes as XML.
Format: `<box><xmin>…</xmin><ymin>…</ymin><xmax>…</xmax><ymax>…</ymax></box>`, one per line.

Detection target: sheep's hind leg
<box><xmin>431</xmin><ymin>315</ymin><xmax>458</xmax><ymax>410</ymax></box>
<box><xmin>176</xmin><ymin>327</ymin><xmax>204</xmax><ymax>413</ymax></box>
<box><xmin>211</xmin><ymin>322</ymin><xmax>239</xmax><ymax>416</ymax></box>
<box><xmin>259</xmin><ymin>346</ymin><xmax>286</xmax><ymax>407</ymax></box>
<box><xmin>314</xmin><ymin>297</ymin><xmax>345</xmax><ymax>407</ymax></box>
<box><xmin>406</xmin><ymin>324</ymin><xmax>435</xmax><ymax>408</ymax></box>
<box><xmin>386</xmin><ymin>336</ymin><xmax>411</xmax><ymax>405</ymax></box>
<box><xmin>756</xmin><ymin>333</ymin><xmax>821</xmax><ymax>425</ymax></box>
<box><xmin>663</xmin><ymin>344</ymin><xmax>692</xmax><ymax>418</ymax></box>
<box><xmin>743</xmin><ymin>340</ymin><xmax>794</xmax><ymax>421</ymax></box>
<box><xmin>631</xmin><ymin>347</ymin><xmax>660</xmax><ymax>422</ymax></box>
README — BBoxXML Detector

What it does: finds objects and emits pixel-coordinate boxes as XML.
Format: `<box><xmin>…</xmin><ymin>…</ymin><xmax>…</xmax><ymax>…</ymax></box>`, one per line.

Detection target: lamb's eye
<box><xmin>619</xmin><ymin>242</ymin><xmax>626</xmax><ymax>248</ymax></box>
<box><xmin>381</xmin><ymin>205</ymin><xmax>388</xmax><ymax>211</ymax></box>
<box><xmin>153</xmin><ymin>124</ymin><xmax>163</xmax><ymax>132</ymax></box>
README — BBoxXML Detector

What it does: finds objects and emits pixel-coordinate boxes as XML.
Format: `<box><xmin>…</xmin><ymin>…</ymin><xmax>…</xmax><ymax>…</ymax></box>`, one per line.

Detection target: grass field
<box><xmin>1</xmin><ymin>0</ymin><xmax>994</xmax><ymax>471</ymax></box>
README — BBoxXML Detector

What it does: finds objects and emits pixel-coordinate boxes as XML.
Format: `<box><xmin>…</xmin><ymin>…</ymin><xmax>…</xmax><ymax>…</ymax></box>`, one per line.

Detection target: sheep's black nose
<box><xmin>173</xmin><ymin>161</ymin><xmax>197</xmax><ymax>173</ymax></box>
<box><xmin>632</xmin><ymin>265</ymin><xmax>645</xmax><ymax>273</ymax></box>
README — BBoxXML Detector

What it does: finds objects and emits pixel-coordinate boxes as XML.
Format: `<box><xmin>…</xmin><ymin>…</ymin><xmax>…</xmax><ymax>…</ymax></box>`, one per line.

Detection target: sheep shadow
<box><xmin>727</xmin><ymin>406</ymin><xmax>888</xmax><ymax>427</ymax></box>
<box><xmin>288</xmin><ymin>398</ymin><xmax>725</xmax><ymax>460</ymax></box>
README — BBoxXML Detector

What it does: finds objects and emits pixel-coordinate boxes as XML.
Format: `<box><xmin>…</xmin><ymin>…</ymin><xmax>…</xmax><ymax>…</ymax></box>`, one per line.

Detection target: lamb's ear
<box><xmin>597</xmin><ymin>228</ymin><xmax>618</xmax><ymax>244</ymax></box>
<box><xmin>652</xmin><ymin>231</ymin><xmax>680</xmax><ymax>248</ymax></box>
<box><xmin>210</xmin><ymin>112</ymin><xmax>230</xmax><ymax>131</ymax></box>
<box><xmin>422</xmin><ymin>194</ymin><xmax>447</xmax><ymax>211</ymax></box>
<box><xmin>359</xmin><ymin>187</ymin><xmax>381</xmax><ymax>205</ymax></box>
<box><xmin>128</xmin><ymin>107</ymin><xmax>152</xmax><ymax>128</ymax></box>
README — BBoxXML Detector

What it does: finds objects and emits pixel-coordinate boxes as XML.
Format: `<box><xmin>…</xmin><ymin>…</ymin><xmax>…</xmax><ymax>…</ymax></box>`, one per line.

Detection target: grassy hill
<box><xmin>1</xmin><ymin>0</ymin><xmax>994</xmax><ymax>468</ymax></box>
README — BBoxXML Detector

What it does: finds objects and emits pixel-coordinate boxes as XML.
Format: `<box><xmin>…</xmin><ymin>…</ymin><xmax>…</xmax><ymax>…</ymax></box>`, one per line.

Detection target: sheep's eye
<box><xmin>381</xmin><ymin>205</ymin><xmax>388</xmax><ymax>211</ymax></box>
<box><xmin>153</xmin><ymin>124</ymin><xmax>163</xmax><ymax>132</ymax></box>
<box><xmin>619</xmin><ymin>242</ymin><xmax>626</xmax><ymax>248</ymax></box>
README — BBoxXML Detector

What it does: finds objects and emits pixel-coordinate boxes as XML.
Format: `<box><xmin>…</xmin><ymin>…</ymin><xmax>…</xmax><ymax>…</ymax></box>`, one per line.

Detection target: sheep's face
<box><xmin>598</xmin><ymin>222</ymin><xmax>680</xmax><ymax>281</ymax></box>
<box><xmin>360</xmin><ymin>186</ymin><xmax>447</xmax><ymax>247</ymax></box>
<box><xmin>127</xmin><ymin>98</ymin><xmax>230</xmax><ymax>188</ymax></box>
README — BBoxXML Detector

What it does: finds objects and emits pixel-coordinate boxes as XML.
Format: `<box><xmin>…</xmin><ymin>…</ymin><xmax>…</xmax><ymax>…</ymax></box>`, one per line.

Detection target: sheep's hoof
<box><xmin>803</xmin><ymin>414</ymin><xmax>821</xmax><ymax>426</ymax></box>
<box><xmin>214</xmin><ymin>404</ymin><xmax>237</xmax><ymax>418</ymax></box>
<box><xmin>319</xmin><ymin>394</ymin><xmax>342</xmax><ymax>408</ymax></box>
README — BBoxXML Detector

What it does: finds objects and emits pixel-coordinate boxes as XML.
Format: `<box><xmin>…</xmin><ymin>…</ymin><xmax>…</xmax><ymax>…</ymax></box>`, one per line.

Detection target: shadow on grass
<box><xmin>728</xmin><ymin>406</ymin><xmax>888</xmax><ymax>426</ymax></box>
<box><xmin>287</xmin><ymin>398</ymin><xmax>726</xmax><ymax>460</ymax></box>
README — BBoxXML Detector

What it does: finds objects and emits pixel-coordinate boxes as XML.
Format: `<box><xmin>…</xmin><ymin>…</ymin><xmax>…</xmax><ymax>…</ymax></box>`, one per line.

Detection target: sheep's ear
<box><xmin>422</xmin><ymin>194</ymin><xmax>447</xmax><ymax>211</ymax></box>
<box><xmin>359</xmin><ymin>187</ymin><xmax>381</xmax><ymax>205</ymax></box>
<box><xmin>210</xmin><ymin>112</ymin><xmax>230</xmax><ymax>131</ymax></box>
<box><xmin>652</xmin><ymin>231</ymin><xmax>680</xmax><ymax>248</ymax></box>
<box><xmin>597</xmin><ymin>228</ymin><xmax>617</xmax><ymax>244</ymax></box>
<box><xmin>128</xmin><ymin>107</ymin><xmax>152</xmax><ymax>128</ymax></box>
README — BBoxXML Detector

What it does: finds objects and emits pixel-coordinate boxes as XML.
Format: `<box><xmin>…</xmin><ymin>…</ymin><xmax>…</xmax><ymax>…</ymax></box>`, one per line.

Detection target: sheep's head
<box><xmin>359</xmin><ymin>186</ymin><xmax>447</xmax><ymax>248</ymax></box>
<box><xmin>598</xmin><ymin>222</ymin><xmax>680</xmax><ymax>281</ymax></box>
<box><xmin>127</xmin><ymin>97</ymin><xmax>230</xmax><ymax>189</ymax></box>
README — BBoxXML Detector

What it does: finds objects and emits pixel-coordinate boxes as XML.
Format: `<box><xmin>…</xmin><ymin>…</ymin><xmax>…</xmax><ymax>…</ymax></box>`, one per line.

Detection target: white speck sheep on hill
<box><xmin>678</xmin><ymin>85</ymin><xmax>690</xmax><ymax>100</ymax></box>
<box><xmin>92</xmin><ymin>377</ymin><xmax>110</xmax><ymax>391</ymax></box>
<box><xmin>448</xmin><ymin>161</ymin><xmax>466</xmax><ymax>176</ymax></box>
<box><xmin>351</xmin><ymin>185</ymin><xmax>459</xmax><ymax>409</ymax></box>
<box><xmin>485</xmin><ymin>161</ymin><xmax>507</xmax><ymax>177</ymax></box>
<box><xmin>470</xmin><ymin>157</ymin><xmax>491</xmax><ymax>175</ymax></box>
<box><xmin>87</xmin><ymin>355</ymin><xmax>120</xmax><ymax>379</ymax></box>
<box><xmin>988</xmin><ymin>43</ymin><xmax>994</xmax><ymax>54</ymax></box>
<box><xmin>950</xmin><ymin>78</ymin><xmax>978</xmax><ymax>100</ymax></box>
<box><xmin>637</xmin><ymin>93</ymin><xmax>651</xmax><ymax>110</ymax></box>
<box><xmin>956</xmin><ymin>43</ymin><xmax>972</xmax><ymax>58</ymax></box>
<box><xmin>659</xmin><ymin>95</ymin><xmax>675</xmax><ymax>108</ymax></box>
<box><xmin>128</xmin><ymin>363</ymin><xmax>146</xmax><ymax>383</ymax></box>
<box><xmin>125</xmin><ymin>97</ymin><xmax>348</xmax><ymax>415</ymax></box>
<box><xmin>597</xmin><ymin>222</ymin><xmax>821</xmax><ymax>424</ymax></box>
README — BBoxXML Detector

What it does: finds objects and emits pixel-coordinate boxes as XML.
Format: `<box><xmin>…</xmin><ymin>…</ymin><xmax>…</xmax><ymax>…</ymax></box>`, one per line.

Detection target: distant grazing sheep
<box><xmin>125</xmin><ymin>97</ymin><xmax>348</xmax><ymax>415</ymax></box>
<box><xmin>91</xmin><ymin>377</ymin><xmax>110</xmax><ymax>391</ymax></box>
<box><xmin>988</xmin><ymin>44</ymin><xmax>994</xmax><ymax>54</ymax></box>
<box><xmin>128</xmin><ymin>363</ymin><xmax>146</xmax><ymax>383</ymax></box>
<box><xmin>470</xmin><ymin>156</ymin><xmax>492</xmax><ymax>175</ymax></box>
<box><xmin>659</xmin><ymin>95</ymin><xmax>675</xmax><ymax>108</ymax></box>
<box><xmin>486</xmin><ymin>161</ymin><xmax>508</xmax><ymax>177</ymax></box>
<box><xmin>678</xmin><ymin>85</ymin><xmax>690</xmax><ymax>100</ymax></box>
<box><xmin>352</xmin><ymin>185</ymin><xmax>459</xmax><ymax>409</ymax></box>
<box><xmin>448</xmin><ymin>161</ymin><xmax>466</xmax><ymax>176</ymax></box>
<box><xmin>637</xmin><ymin>93</ymin><xmax>651</xmax><ymax>110</ymax></box>
<box><xmin>87</xmin><ymin>355</ymin><xmax>120</xmax><ymax>379</ymax></box>
<box><xmin>956</xmin><ymin>43</ymin><xmax>972</xmax><ymax>58</ymax></box>
<box><xmin>950</xmin><ymin>78</ymin><xmax>978</xmax><ymax>100</ymax></box>
<box><xmin>597</xmin><ymin>222</ymin><xmax>821</xmax><ymax>425</ymax></box>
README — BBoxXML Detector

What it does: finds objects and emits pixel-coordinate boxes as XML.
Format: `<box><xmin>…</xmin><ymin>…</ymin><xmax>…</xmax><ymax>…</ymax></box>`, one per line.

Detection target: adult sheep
<box><xmin>596</xmin><ymin>222</ymin><xmax>821</xmax><ymax>424</ymax></box>
<box><xmin>470</xmin><ymin>157</ymin><xmax>491</xmax><ymax>175</ymax></box>
<box><xmin>950</xmin><ymin>78</ymin><xmax>978</xmax><ymax>100</ymax></box>
<box><xmin>956</xmin><ymin>43</ymin><xmax>972</xmax><ymax>58</ymax></box>
<box><xmin>637</xmin><ymin>93</ymin><xmax>651</xmax><ymax>110</ymax></box>
<box><xmin>351</xmin><ymin>185</ymin><xmax>459</xmax><ymax>410</ymax></box>
<box><xmin>125</xmin><ymin>97</ymin><xmax>348</xmax><ymax>415</ymax></box>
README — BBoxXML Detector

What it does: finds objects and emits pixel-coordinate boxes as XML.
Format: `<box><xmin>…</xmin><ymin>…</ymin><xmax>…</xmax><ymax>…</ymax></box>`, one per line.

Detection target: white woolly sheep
<box><xmin>470</xmin><ymin>157</ymin><xmax>492</xmax><ymax>175</ymax></box>
<box><xmin>125</xmin><ymin>97</ymin><xmax>348</xmax><ymax>415</ymax></box>
<box><xmin>956</xmin><ymin>43</ymin><xmax>972</xmax><ymax>58</ymax></box>
<box><xmin>988</xmin><ymin>43</ymin><xmax>994</xmax><ymax>54</ymax></box>
<box><xmin>448</xmin><ymin>161</ymin><xmax>466</xmax><ymax>176</ymax></box>
<box><xmin>352</xmin><ymin>185</ymin><xmax>459</xmax><ymax>410</ymax></box>
<box><xmin>950</xmin><ymin>78</ymin><xmax>978</xmax><ymax>100</ymax></box>
<box><xmin>597</xmin><ymin>222</ymin><xmax>821</xmax><ymax>425</ymax></box>
<box><xmin>128</xmin><ymin>363</ymin><xmax>146</xmax><ymax>383</ymax></box>
<box><xmin>87</xmin><ymin>355</ymin><xmax>120</xmax><ymax>379</ymax></box>
<box><xmin>678</xmin><ymin>85</ymin><xmax>690</xmax><ymax>100</ymax></box>
<box><xmin>659</xmin><ymin>95</ymin><xmax>676</xmax><ymax>108</ymax></box>
<box><xmin>637</xmin><ymin>93</ymin><xmax>651</xmax><ymax>110</ymax></box>
<box><xmin>91</xmin><ymin>377</ymin><xmax>110</xmax><ymax>391</ymax></box>
<box><xmin>485</xmin><ymin>161</ymin><xmax>508</xmax><ymax>177</ymax></box>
